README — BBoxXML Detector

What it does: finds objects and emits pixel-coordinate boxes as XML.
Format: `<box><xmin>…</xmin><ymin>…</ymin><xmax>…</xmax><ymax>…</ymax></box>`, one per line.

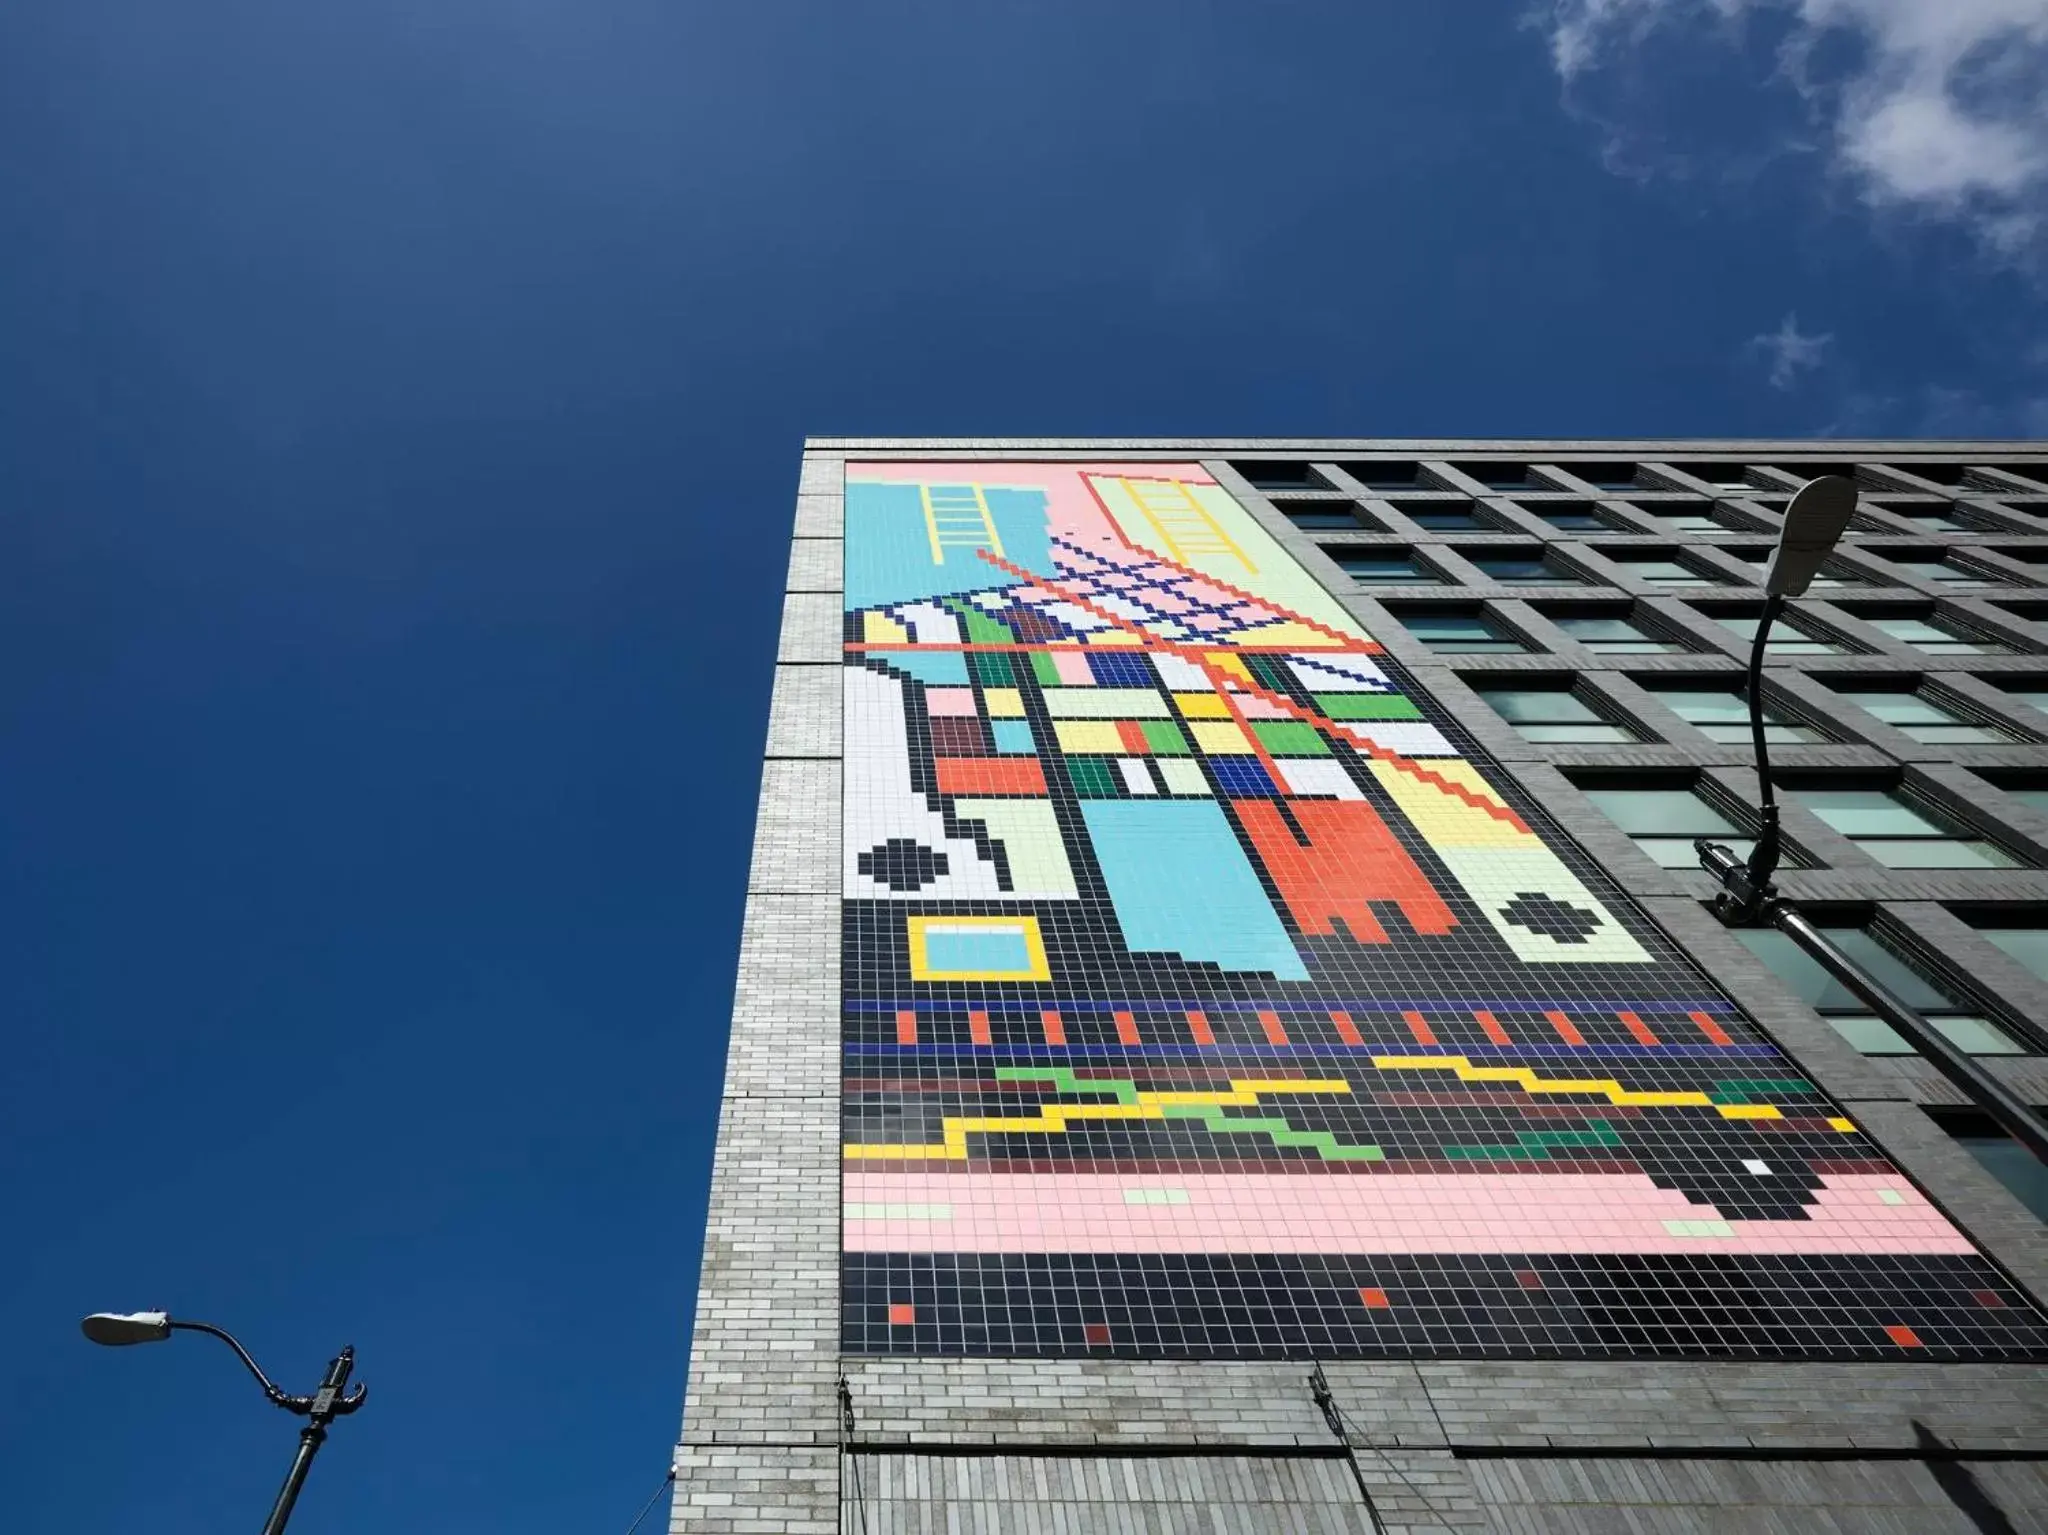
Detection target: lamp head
<box><xmin>81</xmin><ymin>1311</ymin><xmax>172</xmax><ymax>1346</ymax></box>
<box><xmin>1765</xmin><ymin>475</ymin><xmax>1859</xmax><ymax>597</ymax></box>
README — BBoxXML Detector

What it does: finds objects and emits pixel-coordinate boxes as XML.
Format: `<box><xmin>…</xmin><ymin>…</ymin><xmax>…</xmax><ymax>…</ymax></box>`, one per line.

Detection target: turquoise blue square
<box><xmin>991</xmin><ymin>720</ymin><xmax>1035</xmax><ymax>753</ymax></box>
<box><xmin>924</xmin><ymin>927</ymin><xmax>1032</xmax><ymax>973</ymax></box>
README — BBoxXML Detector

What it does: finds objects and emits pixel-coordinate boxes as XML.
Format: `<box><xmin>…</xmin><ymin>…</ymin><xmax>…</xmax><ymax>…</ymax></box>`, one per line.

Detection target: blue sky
<box><xmin>1</xmin><ymin>3</ymin><xmax>2043</xmax><ymax>1530</ymax></box>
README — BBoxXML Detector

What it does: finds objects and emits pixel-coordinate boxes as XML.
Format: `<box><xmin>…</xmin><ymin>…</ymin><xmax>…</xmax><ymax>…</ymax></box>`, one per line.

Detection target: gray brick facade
<box><xmin>680</xmin><ymin>440</ymin><xmax>2048</xmax><ymax>1534</ymax></box>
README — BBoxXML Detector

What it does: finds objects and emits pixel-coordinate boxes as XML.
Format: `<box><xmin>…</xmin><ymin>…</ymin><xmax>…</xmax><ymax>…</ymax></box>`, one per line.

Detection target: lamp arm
<box><xmin>168</xmin><ymin>1321</ymin><xmax>304</xmax><ymax>1411</ymax></box>
<box><xmin>1744</xmin><ymin>593</ymin><xmax>1784</xmax><ymax>888</ymax></box>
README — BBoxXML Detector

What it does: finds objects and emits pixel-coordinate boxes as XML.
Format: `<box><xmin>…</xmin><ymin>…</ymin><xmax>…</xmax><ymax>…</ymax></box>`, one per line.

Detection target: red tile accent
<box><xmin>934</xmin><ymin>757</ymin><xmax>1047</xmax><ymax>796</ymax></box>
<box><xmin>1884</xmin><ymin>1324</ymin><xmax>1924</xmax><ymax>1348</ymax></box>
<box><xmin>895</xmin><ymin>1010</ymin><xmax>918</xmax><ymax>1046</ymax></box>
<box><xmin>1114</xmin><ymin>1010</ymin><xmax>1141</xmax><ymax>1046</ymax></box>
<box><xmin>1514</xmin><ymin>1269</ymin><xmax>1544</xmax><ymax>1290</ymax></box>
<box><xmin>1083</xmin><ymin>1322</ymin><xmax>1111</xmax><ymax>1346</ymax></box>
<box><xmin>1357</xmin><ymin>1287</ymin><xmax>1392</xmax><ymax>1309</ymax></box>
<box><xmin>968</xmin><ymin>1009</ymin><xmax>992</xmax><ymax>1046</ymax></box>
<box><xmin>1691</xmin><ymin>1010</ymin><xmax>1735</xmax><ymax>1046</ymax></box>
<box><xmin>1259</xmin><ymin>1010</ymin><xmax>1290</xmax><ymax>1046</ymax></box>
<box><xmin>1233</xmin><ymin>798</ymin><xmax>1455</xmax><ymax>943</ymax></box>
<box><xmin>1402</xmin><ymin>1010</ymin><xmax>1438</xmax><ymax>1046</ymax></box>
<box><xmin>888</xmin><ymin>1304</ymin><xmax>916</xmax><ymax>1326</ymax></box>
<box><xmin>1186</xmin><ymin>1010</ymin><xmax>1216</xmax><ymax>1046</ymax></box>
<box><xmin>1474</xmin><ymin>1010</ymin><xmax>1513</xmax><ymax>1046</ymax></box>
<box><xmin>1116</xmin><ymin>720</ymin><xmax>1151</xmax><ymax>754</ymax></box>
<box><xmin>1040</xmin><ymin>1009</ymin><xmax>1066</xmax><ymax>1047</ymax></box>
<box><xmin>1544</xmin><ymin>1010</ymin><xmax>1586</xmax><ymax>1047</ymax></box>
<box><xmin>1330</xmin><ymin>1010</ymin><xmax>1365</xmax><ymax>1047</ymax></box>
<box><xmin>1973</xmin><ymin>1290</ymin><xmax>2007</xmax><ymax>1307</ymax></box>
<box><xmin>1617</xmin><ymin>1010</ymin><xmax>1661</xmax><ymax>1046</ymax></box>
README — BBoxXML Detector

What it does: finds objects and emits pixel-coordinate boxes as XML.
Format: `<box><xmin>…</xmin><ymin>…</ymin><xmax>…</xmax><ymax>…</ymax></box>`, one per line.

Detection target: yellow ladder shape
<box><xmin>921</xmin><ymin>484</ymin><xmax>1004</xmax><ymax>565</ymax></box>
<box><xmin>1120</xmin><ymin>476</ymin><xmax>1256</xmax><ymax>574</ymax></box>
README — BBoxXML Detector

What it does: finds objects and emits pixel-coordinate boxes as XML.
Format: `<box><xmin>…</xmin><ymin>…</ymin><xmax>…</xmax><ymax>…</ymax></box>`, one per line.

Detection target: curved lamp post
<box><xmin>1694</xmin><ymin>474</ymin><xmax>2048</xmax><ymax>1164</ymax></box>
<box><xmin>80</xmin><ymin>1311</ymin><xmax>366</xmax><ymax>1534</ymax></box>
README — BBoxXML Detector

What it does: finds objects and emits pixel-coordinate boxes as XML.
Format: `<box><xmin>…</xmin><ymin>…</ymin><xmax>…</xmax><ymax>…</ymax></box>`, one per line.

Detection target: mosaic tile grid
<box><xmin>837</xmin><ymin>461</ymin><xmax>2048</xmax><ymax>1360</ymax></box>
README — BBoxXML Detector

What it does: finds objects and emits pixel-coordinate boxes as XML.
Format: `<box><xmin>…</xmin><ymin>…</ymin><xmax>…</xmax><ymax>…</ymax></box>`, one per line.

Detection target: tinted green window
<box><xmin>1718</xmin><ymin>615</ymin><xmax>1844</xmax><ymax>654</ymax></box>
<box><xmin>1476</xmin><ymin>689</ymin><xmax>1638</xmax><ymax>744</ymax></box>
<box><xmin>1648</xmin><ymin>687</ymin><xmax>1827</xmax><ymax>744</ymax></box>
<box><xmin>1872</xmin><ymin>616</ymin><xmax>2002</xmax><ymax>653</ymax></box>
<box><xmin>1579</xmin><ymin>785</ymin><xmax>1749</xmax><ymax>866</ymax></box>
<box><xmin>1338</xmin><ymin>556</ymin><xmax>1436</xmax><ymax>583</ymax></box>
<box><xmin>1734</xmin><ymin>929</ymin><xmax>2025</xmax><ymax>1057</ymax></box>
<box><xmin>1793</xmin><ymin>787</ymin><xmax>2019</xmax><ymax>868</ymax></box>
<box><xmin>1844</xmin><ymin>691</ymin><xmax>2015</xmax><ymax>744</ymax></box>
<box><xmin>1980</xmin><ymin>927</ymin><xmax>2048</xmax><ymax>980</ymax></box>
<box><xmin>1470</xmin><ymin>556</ymin><xmax>1576</xmax><ymax>583</ymax></box>
<box><xmin>1400</xmin><ymin>614</ymin><xmax>1524</xmax><ymax>652</ymax></box>
<box><xmin>1625</xmin><ymin>560</ymin><xmax>1718</xmax><ymax>585</ymax></box>
<box><xmin>1554</xmin><ymin>615</ymin><xmax>1681</xmax><ymax>652</ymax></box>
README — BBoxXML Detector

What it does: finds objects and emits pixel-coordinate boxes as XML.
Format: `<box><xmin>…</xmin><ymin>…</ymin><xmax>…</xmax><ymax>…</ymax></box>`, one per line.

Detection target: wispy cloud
<box><xmin>1749</xmin><ymin>312</ymin><xmax>1832</xmax><ymax>389</ymax></box>
<box><xmin>1530</xmin><ymin>0</ymin><xmax>2048</xmax><ymax>261</ymax></box>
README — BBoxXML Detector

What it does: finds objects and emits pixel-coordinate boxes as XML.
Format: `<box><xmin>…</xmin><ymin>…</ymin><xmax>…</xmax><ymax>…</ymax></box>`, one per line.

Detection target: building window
<box><xmin>1967</xmin><ymin>920</ymin><xmax>2048</xmax><ymax>981</ymax></box>
<box><xmin>1726</xmin><ymin>550</ymin><xmax>1859</xmax><ymax>589</ymax></box>
<box><xmin>1574</xmin><ymin>780</ymin><xmax>1753</xmax><ymax>867</ymax></box>
<box><xmin>1922</xmin><ymin>1109</ymin><xmax>2048</xmax><ymax>1221</ymax></box>
<box><xmin>1640</xmin><ymin>683</ymin><xmax>1828</xmax><ymax>743</ymax></box>
<box><xmin>1656</xmin><ymin>511</ymin><xmax>1724</xmax><ymax>532</ymax></box>
<box><xmin>1998</xmin><ymin>682</ymin><xmax>2048</xmax><ymax>712</ymax></box>
<box><xmin>1715</xmin><ymin>612</ymin><xmax>1847</xmax><ymax>654</ymax></box>
<box><xmin>1473</xmin><ymin>686</ymin><xmax>1639</xmax><ymax>743</ymax></box>
<box><xmin>1552</xmin><ymin>613</ymin><xmax>1686</xmax><ymax>653</ymax></box>
<box><xmin>1791</xmin><ymin>784</ymin><xmax>2019</xmax><ymax>868</ymax></box>
<box><xmin>1234</xmin><ymin>461</ymin><xmax>1326</xmax><ymax>491</ymax></box>
<box><xmin>1866</xmin><ymin>613</ymin><xmax>2012</xmax><ymax>655</ymax></box>
<box><xmin>1611</xmin><ymin>556</ymin><xmax>1725</xmax><ymax>586</ymax></box>
<box><xmin>1467</xmin><ymin>553</ymin><xmax>1580</xmax><ymax>584</ymax></box>
<box><xmin>1884</xmin><ymin>507</ymin><xmax>1969</xmax><ymax>532</ymax></box>
<box><xmin>1399</xmin><ymin>505</ymin><xmax>1489</xmax><ymax>533</ymax></box>
<box><xmin>1884</xmin><ymin>555</ymin><xmax>2005</xmax><ymax>586</ymax></box>
<box><xmin>1523</xmin><ymin>503</ymin><xmax>1611</xmax><ymax>532</ymax></box>
<box><xmin>1392</xmin><ymin>610</ymin><xmax>1526</xmax><ymax>653</ymax></box>
<box><xmin>1980</xmin><ymin>777</ymin><xmax>2048</xmax><ymax>814</ymax></box>
<box><xmin>1665</xmin><ymin>463</ymin><xmax>1762</xmax><ymax>493</ymax></box>
<box><xmin>1732</xmin><ymin>927</ymin><xmax>2024</xmax><ymax>1057</ymax></box>
<box><xmin>1449</xmin><ymin>462</ymin><xmax>1532</xmax><ymax>491</ymax></box>
<box><xmin>1550</xmin><ymin>462</ymin><xmax>1641</xmax><ymax>491</ymax></box>
<box><xmin>1278</xmin><ymin>504</ymin><xmax>1367</xmax><ymax>531</ymax></box>
<box><xmin>1333</xmin><ymin>552</ymin><xmax>1439</xmax><ymax>584</ymax></box>
<box><xmin>1339</xmin><ymin>461</ymin><xmax>1422</xmax><ymax>492</ymax></box>
<box><xmin>1835</xmin><ymin>689</ymin><xmax>2019</xmax><ymax>745</ymax></box>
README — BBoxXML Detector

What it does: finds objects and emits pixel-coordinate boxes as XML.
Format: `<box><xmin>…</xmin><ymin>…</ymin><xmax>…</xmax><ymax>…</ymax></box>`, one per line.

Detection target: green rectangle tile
<box><xmin>1315</xmin><ymin>693</ymin><xmax>1422</xmax><ymax>720</ymax></box>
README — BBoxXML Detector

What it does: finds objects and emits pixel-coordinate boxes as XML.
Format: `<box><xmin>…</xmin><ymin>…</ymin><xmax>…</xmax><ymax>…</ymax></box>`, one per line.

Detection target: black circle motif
<box><xmin>859</xmin><ymin>838</ymin><xmax>950</xmax><ymax>892</ymax></box>
<box><xmin>1500</xmin><ymin>891</ymin><xmax>1604</xmax><ymax>943</ymax></box>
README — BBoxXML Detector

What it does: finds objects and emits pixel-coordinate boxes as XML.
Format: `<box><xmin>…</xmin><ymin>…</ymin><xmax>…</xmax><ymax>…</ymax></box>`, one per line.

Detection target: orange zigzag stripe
<box><xmin>971</xmin><ymin>549</ymin><xmax>1528</xmax><ymax>831</ymax></box>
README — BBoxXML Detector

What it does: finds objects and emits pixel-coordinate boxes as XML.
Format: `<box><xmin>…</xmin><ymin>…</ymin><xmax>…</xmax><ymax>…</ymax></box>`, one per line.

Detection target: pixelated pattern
<box><xmin>839</xmin><ymin>461</ymin><xmax>2048</xmax><ymax>1361</ymax></box>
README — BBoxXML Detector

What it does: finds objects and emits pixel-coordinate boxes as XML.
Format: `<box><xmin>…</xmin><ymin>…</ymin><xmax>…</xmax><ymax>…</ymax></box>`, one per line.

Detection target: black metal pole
<box><xmin>256</xmin><ymin>1346</ymin><xmax>359</xmax><ymax>1535</ymax></box>
<box><xmin>1697</xmin><ymin>590</ymin><xmax>2048</xmax><ymax>1167</ymax></box>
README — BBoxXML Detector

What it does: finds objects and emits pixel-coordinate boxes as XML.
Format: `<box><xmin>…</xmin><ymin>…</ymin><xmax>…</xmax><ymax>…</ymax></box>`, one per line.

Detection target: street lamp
<box><xmin>80</xmin><ymin>1311</ymin><xmax>366</xmax><ymax>1535</ymax></box>
<box><xmin>1694</xmin><ymin>474</ymin><xmax>2048</xmax><ymax>1164</ymax></box>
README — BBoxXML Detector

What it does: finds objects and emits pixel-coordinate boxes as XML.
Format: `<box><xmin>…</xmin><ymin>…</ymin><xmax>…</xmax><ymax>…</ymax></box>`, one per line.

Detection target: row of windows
<box><xmin>1281</xmin><ymin>499</ymin><xmax>2044</xmax><ymax>539</ymax></box>
<box><xmin>1475</xmin><ymin>681</ymin><xmax>2028</xmax><ymax>748</ymax></box>
<box><xmin>1400</xmin><ymin>607</ymin><xmax>2018</xmax><ymax>657</ymax></box>
<box><xmin>1324</xmin><ymin>544</ymin><xmax>2045</xmax><ymax>591</ymax></box>
<box><xmin>1235</xmin><ymin>457</ymin><xmax>2048</xmax><ymax>498</ymax></box>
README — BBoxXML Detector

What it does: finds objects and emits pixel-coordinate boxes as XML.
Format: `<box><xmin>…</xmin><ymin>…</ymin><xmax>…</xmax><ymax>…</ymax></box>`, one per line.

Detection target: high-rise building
<box><xmin>678</xmin><ymin>440</ymin><xmax>2048</xmax><ymax>1532</ymax></box>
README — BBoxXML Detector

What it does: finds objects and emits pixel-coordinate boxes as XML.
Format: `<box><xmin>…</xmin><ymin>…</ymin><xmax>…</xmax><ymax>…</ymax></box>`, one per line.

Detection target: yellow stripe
<box><xmin>1371</xmin><ymin>1055</ymin><xmax>1783</xmax><ymax>1120</ymax></box>
<box><xmin>843</xmin><ymin>1078</ymin><xmax>1349</xmax><ymax>1160</ymax></box>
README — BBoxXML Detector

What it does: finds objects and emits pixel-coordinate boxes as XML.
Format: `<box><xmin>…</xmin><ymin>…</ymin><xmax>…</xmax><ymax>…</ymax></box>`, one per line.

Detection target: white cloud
<box><xmin>1533</xmin><ymin>0</ymin><xmax>2048</xmax><ymax>257</ymax></box>
<box><xmin>1749</xmin><ymin>312</ymin><xmax>1833</xmax><ymax>388</ymax></box>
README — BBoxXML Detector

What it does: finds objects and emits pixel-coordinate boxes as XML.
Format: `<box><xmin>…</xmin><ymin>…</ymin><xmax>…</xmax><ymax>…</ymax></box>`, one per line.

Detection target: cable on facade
<box><xmin>1311</xmin><ymin>1361</ymin><xmax>1470</xmax><ymax>1534</ymax></box>
<box><xmin>838</xmin><ymin>1372</ymin><xmax>870</xmax><ymax>1535</ymax></box>
<box><xmin>620</xmin><ymin>1469</ymin><xmax>676</xmax><ymax>1535</ymax></box>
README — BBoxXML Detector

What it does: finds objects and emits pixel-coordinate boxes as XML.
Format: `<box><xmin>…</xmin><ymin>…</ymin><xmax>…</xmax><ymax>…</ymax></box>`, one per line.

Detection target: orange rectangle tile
<box><xmin>1545</xmin><ymin>1010</ymin><xmax>1586</xmax><ymax>1047</ymax></box>
<box><xmin>1617</xmin><ymin>1010</ymin><xmax>1661</xmax><ymax>1046</ymax></box>
<box><xmin>1691</xmin><ymin>1010</ymin><xmax>1735</xmax><ymax>1046</ymax></box>
<box><xmin>934</xmin><ymin>757</ymin><xmax>1047</xmax><ymax>795</ymax></box>
<box><xmin>1884</xmin><ymin>1324</ymin><xmax>1924</xmax><ymax>1348</ymax></box>
<box><xmin>1357</xmin><ymin>1287</ymin><xmax>1391</xmax><ymax>1309</ymax></box>
<box><xmin>1114</xmin><ymin>1010</ymin><xmax>1141</xmax><ymax>1046</ymax></box>
<box><xmin>968</xmin><ymin>1009</ymin><xmax>992</xmax><ymax>1046</ymax></box>
<box><xmin>1330</xmin><ymin>1010</ymin><xmax>1364</xmax><ymax>1047</ymax></box>
<box><xmin>895</xmin><ymin>1010</ymin><xmax>918</xmax><ymax>1046</ymax></box>
<box><xmin>1115</xmin><ymin>719</ymin><xmax>1151</xmax><ymax>754</ymax></box>
<box><xmin>1402</xmin><ymin>1010</ymin><xmax>1438</xmax><ymax>1047</ymax></box>
<box><xmin>1259</xmin><ymin>1010</ymin><xmax>1290</xmax><ymax>1046</ymax></box>
<box><xmin>1040</xmin><ymin>1009</ymin><xmax>1066</xmax><ymax>1047</ymax></box>
<box><xmin>1474</xmin><ymin>1009</ymin><xmax>1512</xmax><ymax>1046</ymax></box>
<box><xmin>1185</xmin><ymin>1010</ymin><xmax>1216</xmax><ymax>1046</ymax></box>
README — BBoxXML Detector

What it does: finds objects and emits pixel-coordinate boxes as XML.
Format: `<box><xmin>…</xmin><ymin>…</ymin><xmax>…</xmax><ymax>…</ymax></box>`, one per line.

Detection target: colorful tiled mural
<box><xmin>839</xmin><ymin>461</ymin><xmax>2047</xmax><ymax>1360</ymax></box>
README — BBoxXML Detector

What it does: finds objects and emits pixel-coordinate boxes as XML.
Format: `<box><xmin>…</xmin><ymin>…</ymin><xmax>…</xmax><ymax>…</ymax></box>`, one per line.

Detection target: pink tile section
<box><xmin>923</xmin><ymin>688</ymin><xmax>980</xmax><ymax>716</ymax></box>
<box><xmin>841</xmin><ymin>1172</ymin><xmax>1971</xmax><ymax>1256</ymax></box>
